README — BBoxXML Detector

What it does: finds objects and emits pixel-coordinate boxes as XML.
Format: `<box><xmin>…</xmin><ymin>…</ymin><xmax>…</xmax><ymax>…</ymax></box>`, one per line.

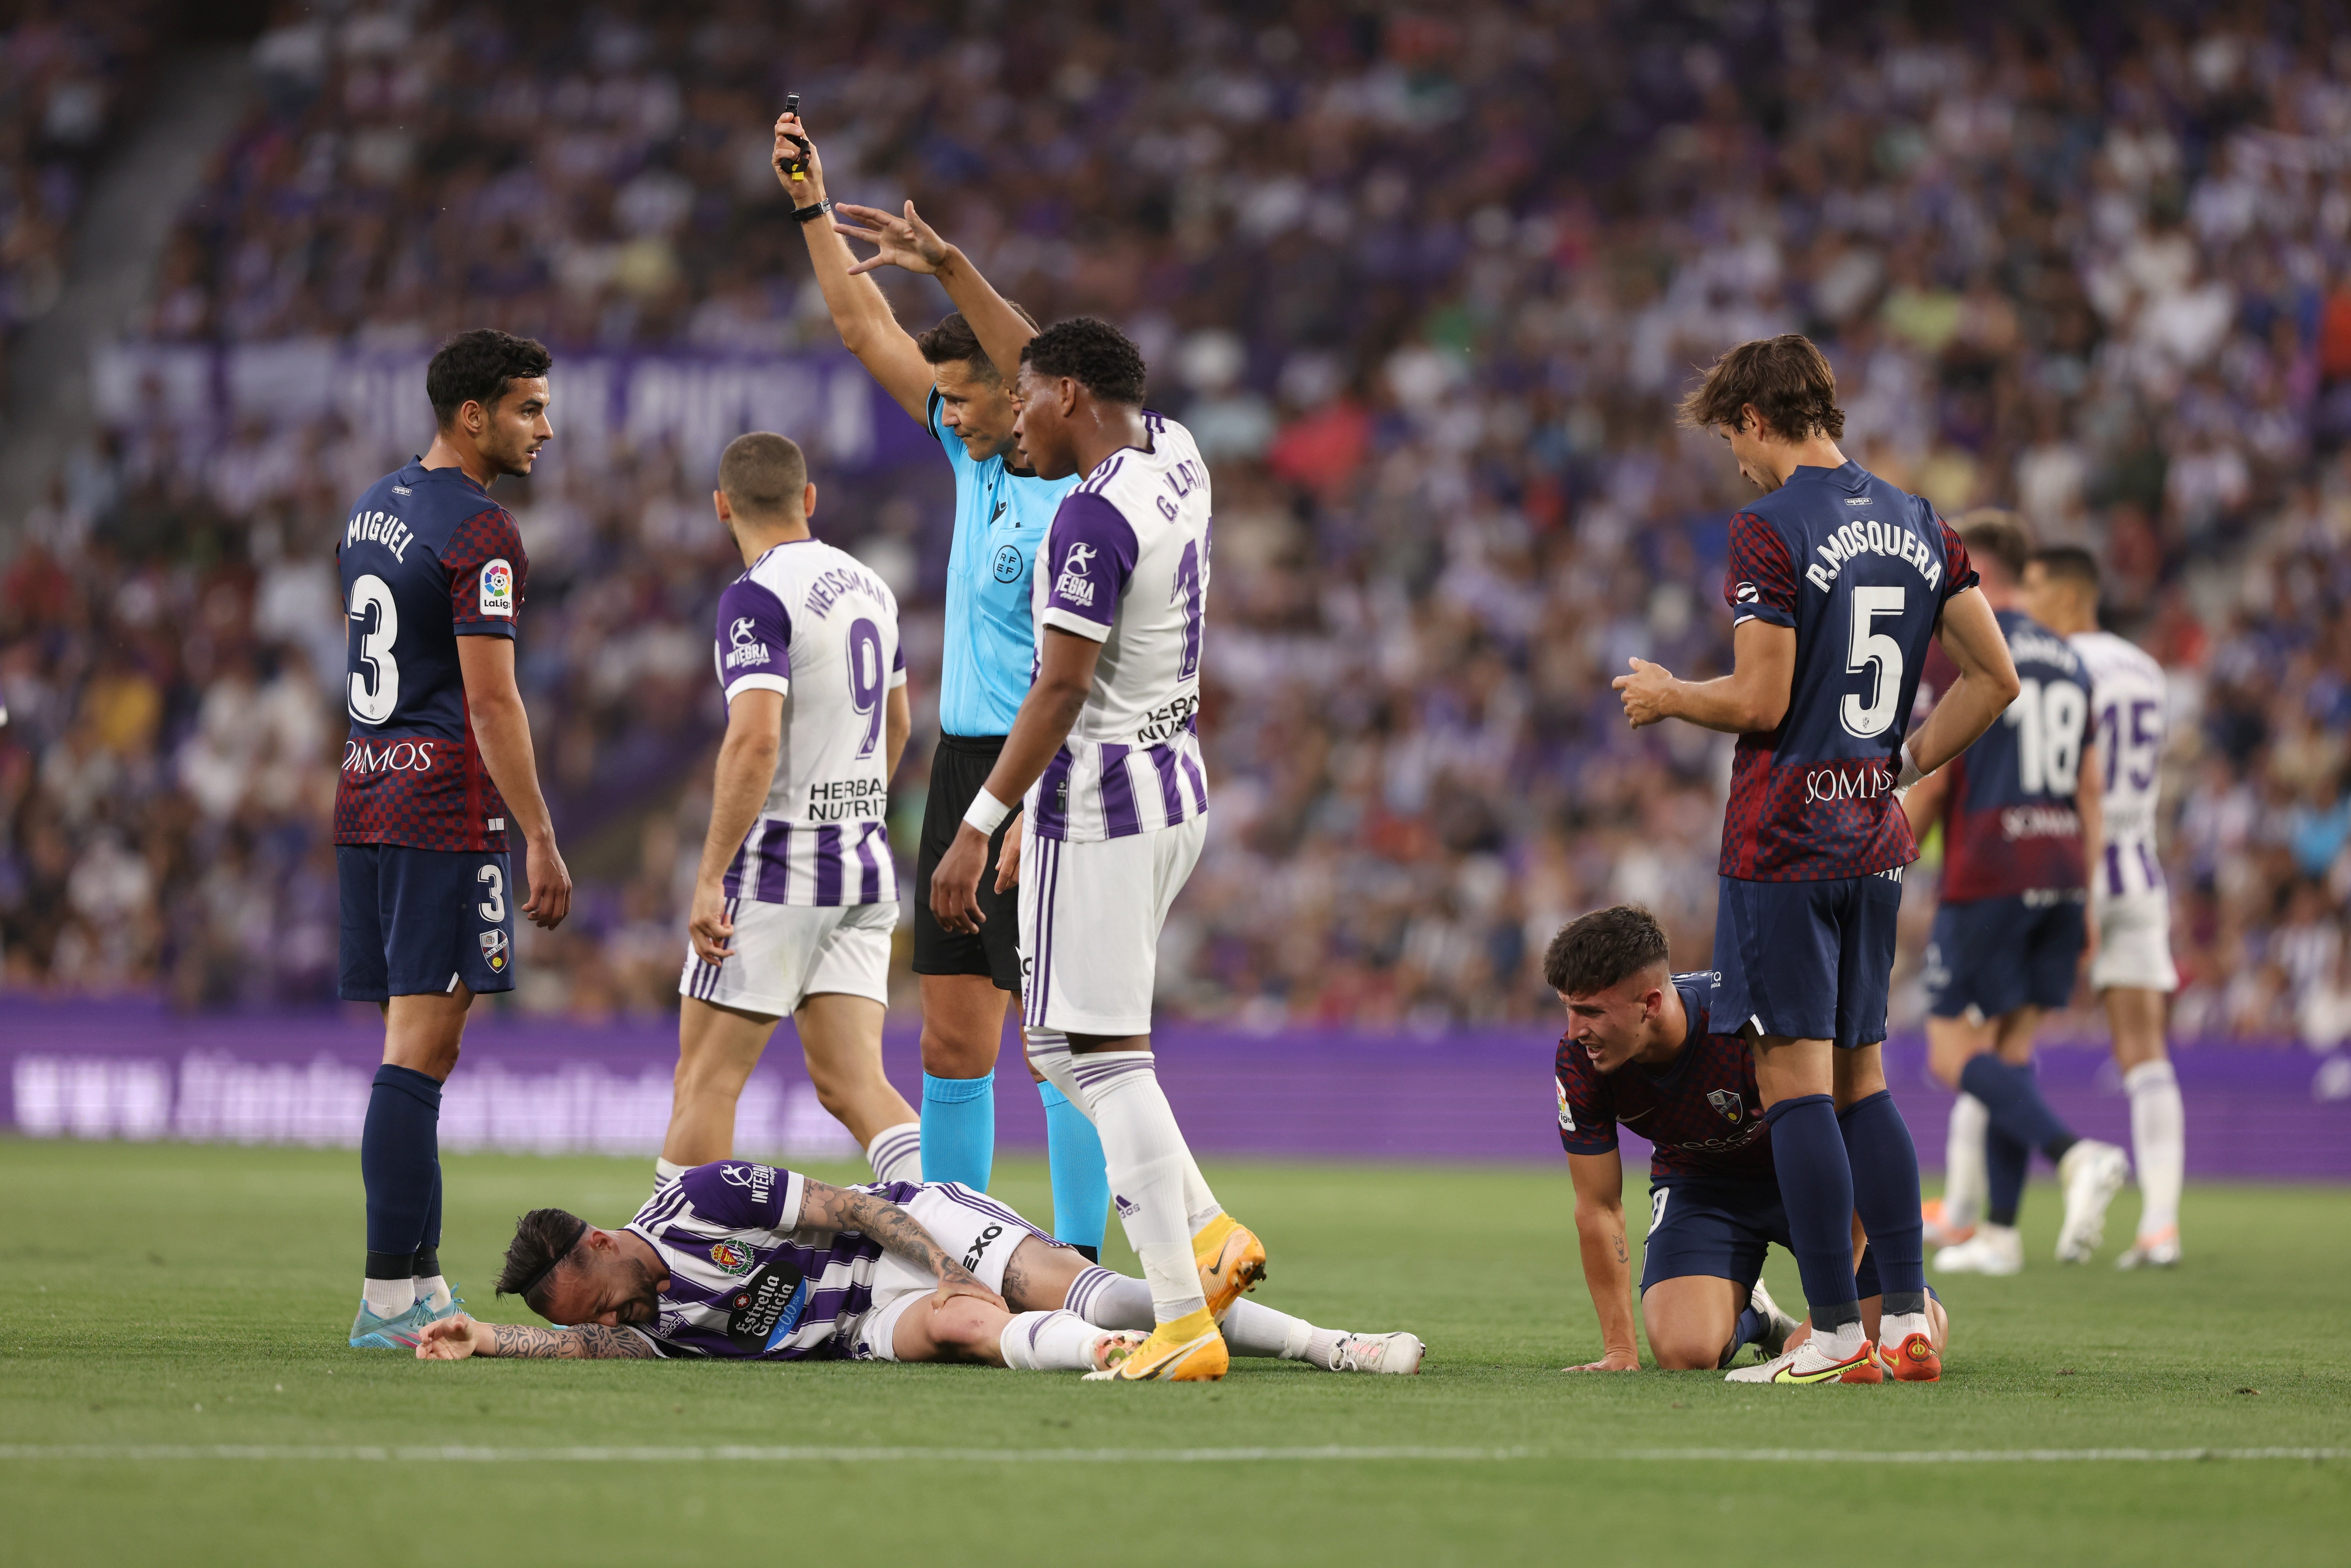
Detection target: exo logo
<box><xmin>961</xmin><ymin>1224</ymin><xmax>1006</xmax><ymax>1272</ymax></box>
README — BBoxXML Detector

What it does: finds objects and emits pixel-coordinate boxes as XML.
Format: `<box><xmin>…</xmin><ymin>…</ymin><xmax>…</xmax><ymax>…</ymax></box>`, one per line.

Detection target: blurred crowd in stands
<box><xmin>3</xmin><ymin>0</ymin><xmax>2350</xmax><ymax>1045</ymax></box>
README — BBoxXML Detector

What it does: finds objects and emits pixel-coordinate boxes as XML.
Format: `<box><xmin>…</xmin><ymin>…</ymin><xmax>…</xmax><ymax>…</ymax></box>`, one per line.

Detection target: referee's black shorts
<box><xmin>912</xmin><ymin>733</ymin><xmax>1023</xmax><ymax>992</ymax></box>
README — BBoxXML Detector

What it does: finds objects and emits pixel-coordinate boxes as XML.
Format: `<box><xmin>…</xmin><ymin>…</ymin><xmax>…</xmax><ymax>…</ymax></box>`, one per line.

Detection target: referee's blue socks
<box><xmin>360</xmin><ymin>1064</ymin><xmax>442</xmax><ymax>1312</ymax></box>
<box><xmin>1040</xmin><ymin>1082</ymin><xmax>1109</xmax><ymax>1258</ymax></box>
<box><xmin>921</xmin><ymin>1071</ymin><xmax>995</xmax><ymax>1191</ymax></box>
<box><xmin>1959</xmin><ymin>1053</ymin><xmax>2078</xmax><ymax>1163</ymax></box>
<box><xmin>1762</xmin><ymin>1094</ymin><xmax>1863</xmax><ymax>1331</ymax></box>
<box><xmin>1838</xmin><ymin>1090</ymin><xmax>1928</xmax><ymax>1314</ymax></box>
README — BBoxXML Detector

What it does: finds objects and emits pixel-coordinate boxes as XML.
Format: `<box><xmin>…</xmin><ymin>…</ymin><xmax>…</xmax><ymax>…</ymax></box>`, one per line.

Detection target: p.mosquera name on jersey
<box><xmin>334</xmin><ymin>459</ymin><xmax>527</xmax><ymax>853</ymax></box>
<box><xmin>1717</xmin><ymin>462</ymin><xmax>1977</xmax><ymax>882</ymax></box>
<box><xmin>710</xmin><ymin>540</ymin><xmax>907</xmax><ymax>907</ymax></box>
<box><xmin>1026</xmin><ymin>412</ymin><xmax>1212</xmax><ymax>843</ymax></box>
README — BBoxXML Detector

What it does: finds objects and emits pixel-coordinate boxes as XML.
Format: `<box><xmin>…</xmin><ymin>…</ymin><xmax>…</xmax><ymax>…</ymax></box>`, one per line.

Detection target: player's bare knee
<box><xmin>928</xmin><ymin>1296</ymin><xmax>1008</xmax><ymax>1362</ymax></box>
<box><xmin>1649</xmin><ymin>1336</ymin><xmax>1719</xmax><ymax>1371</ymax></box>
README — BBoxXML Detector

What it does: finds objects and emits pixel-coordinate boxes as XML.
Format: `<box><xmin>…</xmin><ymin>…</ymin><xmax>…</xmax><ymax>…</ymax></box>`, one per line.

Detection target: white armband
<box><xmin>962</xmin><ymin>787</ymin><xmax>1013</xmax><ymax>837</ymax></box>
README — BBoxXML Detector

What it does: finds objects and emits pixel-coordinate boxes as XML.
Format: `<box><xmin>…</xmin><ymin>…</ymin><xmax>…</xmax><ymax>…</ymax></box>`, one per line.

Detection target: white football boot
<box><xmin>1746</xmin><ymin>1278</ymin><xmax>1800</xmax><ymax>1361</ymax></box>
<box><xmin>1725</xmin><ymin>1324</ymin><xmax>1875</xmax><ymax>1384</ymax></box>
<box><xmin>2054</xmin><ymin>1140</ymin><xmax>2131</xmax><ymax>1263</ymax></box>
<box><xmin>2116</xmin><ymin>1227</ymin><xmax>2181</xmax><ymax>1270</ymax></box>
<box><xmin>1934</xmin><ymin>1222</ymin><xmax>2023</xmax><ymax>1276</ymax></box>
<box><xmin>1318</xmin><ymin>1331</ymin><xmax>1426</xmax><ymax>1374</ymax></box>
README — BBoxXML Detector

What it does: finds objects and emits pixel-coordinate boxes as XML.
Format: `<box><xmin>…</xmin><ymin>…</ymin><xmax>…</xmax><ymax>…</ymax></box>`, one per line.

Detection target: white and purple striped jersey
<box><xmin>710</xmin><ymin>539</ymin><xmax>906</xmax><ymax>906</ymax></box>
<box><xmin>621</xmin><ymin>1162</ymin><xmax>905</xmax><ymax>1359</ymax></box>
<box><xmin>2071</xmin><ymin>629</ymin><xmax>2169</xmax><ymax>900</ymax></box>
<box><xmin>1027</xmin><ymin>412</ymin><xmax>1211</xmax><ymax>843</ymax></box>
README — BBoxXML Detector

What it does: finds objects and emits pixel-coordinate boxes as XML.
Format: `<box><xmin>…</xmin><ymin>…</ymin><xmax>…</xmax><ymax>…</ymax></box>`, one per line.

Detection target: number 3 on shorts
<box><xmin>477</xmin><ymin>864</ymin><xmax>505</xmax><ymax>922</ymax></box>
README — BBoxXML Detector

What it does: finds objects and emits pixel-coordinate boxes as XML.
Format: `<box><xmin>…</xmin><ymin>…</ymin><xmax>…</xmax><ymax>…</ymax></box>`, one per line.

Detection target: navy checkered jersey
<box><xmin>334</xmin><ymin>458</ymin><xmax>527</xmax><ymax>853</ymax></box>
<box><xmin>1717</xmin><ymin>461</ymin><xmax>1977</xmax><ymax>883</ymax></box>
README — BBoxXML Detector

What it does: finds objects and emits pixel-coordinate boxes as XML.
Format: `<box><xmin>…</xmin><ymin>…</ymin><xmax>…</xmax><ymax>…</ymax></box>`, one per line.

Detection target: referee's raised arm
<box><xmin>775</xmin><ymin>108</ymin><xmax>933</xmax><ymax>420</ymax></box>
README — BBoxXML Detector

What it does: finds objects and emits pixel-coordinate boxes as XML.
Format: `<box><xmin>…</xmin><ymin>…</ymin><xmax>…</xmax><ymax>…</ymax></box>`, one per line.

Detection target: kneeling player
<box><xmin>415</xmin><ymin>1159</ymin><xmax>1421</xmax><ymax>1377</ymax></box>
<box><xmin>1549</xmin><ymin>907</ymin><xmax>1946</xmax><ymax>1382</ymax></box>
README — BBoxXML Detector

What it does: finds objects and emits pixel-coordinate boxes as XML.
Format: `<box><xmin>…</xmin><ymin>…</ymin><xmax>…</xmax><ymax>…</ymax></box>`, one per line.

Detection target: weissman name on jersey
<box><xmin>1026</xmin><ymin>412</ymin><xmax>1212</xmax><ymax>843</ymax></box>
<box><xmin>709</xmin><ymin>539</ymin><xmax>907</xmax><ymax>907</ymax></box>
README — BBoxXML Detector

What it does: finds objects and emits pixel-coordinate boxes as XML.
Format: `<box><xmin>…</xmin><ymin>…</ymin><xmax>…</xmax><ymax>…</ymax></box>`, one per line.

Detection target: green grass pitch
<box><xmin>2</xmin><ymin>1138</ymin><xmax>2346</xmax><ymax>1566</ymax></box>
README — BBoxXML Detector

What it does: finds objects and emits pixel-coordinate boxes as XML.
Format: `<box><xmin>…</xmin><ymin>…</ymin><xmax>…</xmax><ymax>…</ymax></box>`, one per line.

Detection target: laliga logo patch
<box><xmin>480</xmin><ymin>558</ymin><xmax>515</xmax><ymax>618</ymax></box>
<box><xmin>708</xmin><ymin>1240</ymin><xmax>757</xmax><ymax>1277</ymax></box>
<box><xmin>1556</xmin><ymin>1076</ymin><xmax>1576</xmax><ymax>1132</ymax></box>
<box><xmin>478</xmin><ymin>929</ymin><xmax>510</xmax><ymax>972</ymax></box>
<box><xmin>1707</xmin><ymin>1088</ymin><xmax>1743</xmax><ymax>1124</ymax></box>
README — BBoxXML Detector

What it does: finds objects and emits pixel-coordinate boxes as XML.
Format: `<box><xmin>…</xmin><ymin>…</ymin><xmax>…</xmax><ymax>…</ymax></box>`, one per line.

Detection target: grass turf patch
<box><xmin>2</xmin><ymin>1138</ymin><xmax>2346</xmax><ymax>1566</ymax></box>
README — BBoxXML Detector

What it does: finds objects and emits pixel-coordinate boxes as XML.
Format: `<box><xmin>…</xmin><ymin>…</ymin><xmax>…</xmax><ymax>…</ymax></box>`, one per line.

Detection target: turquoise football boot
<box><xmin>347</xmin><ymin>1297</ymin><xmax>436</xmax><ymax>1350</ymax></box>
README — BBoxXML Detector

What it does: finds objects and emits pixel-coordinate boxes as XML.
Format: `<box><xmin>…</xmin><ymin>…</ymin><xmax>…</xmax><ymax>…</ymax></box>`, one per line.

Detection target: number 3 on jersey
<box><xmin>348</xmin><ymin>573</ymin><xmax>400</xmax><ymax>724</ymax></box>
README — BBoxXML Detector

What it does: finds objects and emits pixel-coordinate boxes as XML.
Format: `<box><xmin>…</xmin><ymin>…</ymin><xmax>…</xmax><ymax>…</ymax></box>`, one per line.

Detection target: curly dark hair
<box><xmin>1677</xmin><ymin>333</ymin><xmax>1845</xmax><ymax>441</ymax></box>
<box><xmin>426</xmin><ymin>328</ymin><xmax>554</xmax><ymax>429</ymax></box>
<box><xmin>914</xmin><ymin>302</ymin><xmax>1039</xmax><ymax>384</ymax></box>
<box><xmin>1019</xmin><ymin>317</ymin><xmax>1147</xmax><ymax>406</ymax></box>
<box><xmin>493</xmin><ymin>1207</ymin><xmax>586</xmax><ymax>1311</ymax></box>
<box><xmin>1541</xmin><ymin>905</ymin><xmax>1670</xmax><ymax>997</ymax></box>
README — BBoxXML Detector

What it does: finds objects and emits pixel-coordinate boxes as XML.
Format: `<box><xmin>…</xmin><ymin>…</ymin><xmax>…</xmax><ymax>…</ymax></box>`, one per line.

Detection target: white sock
<box><xmin>362</xmin><ymin>1277</ymin><xmax>416</xmax><ymax>1318</ymax></box>
<box><xmin>1063</xmin><ymin>1263</ymin><xmax>1155</xmax><ymax>1330</ymax></box>
<box><xmin>653</xmin><ymin>1157</ymin><xmax>689</xmax><ymax>1185</ymax></box>
<box><xmin>1025</xmin><ymin>1031</ymin><xmax>1086</xmax><ymax>1113</ymax></box>
<box><xmin>864</xmin><ymin>1121</ymin><xmax>923</xmax><ymax>1186</ymax></box>
<box><xmin>1220</xmin><ymin>1298</ymin><xmax>1316</xmax><ymax>1360</ymax></box>
<box><xmin>1039</xmin><ymin>1032</ymin><xmax>1222</xmax><ymax>1236</ymax></box>
<box><xmin>1304</xmin><ymin>1326</ymin><xmax>1349</xmax><ymax>1368</ymax></box>
<box><xmin>1071</xmin><ymin>1051</ymin><xmax>1207</xmax><ymax>1322</ymax></box>
<box><xmin>997</xmin><ymin>1310</ymin><xmax>1109</xmax><ymax>1372</ymax></box>
<box><xmin>1942</xmin><ymin>1094</ymin><xmax>1987</xmax><ymax>1231</ymax></box>
<box><xmin>1877</xmin><ymin>1309</ymin><xmax>1930</xmax><ymax>1347</ymax></box>
<box><xmin>2124</xmin><ymin>1059</ymin><xmax>2185</xmax><ymax>1241</ymax></box>
<box><xmin>1815</xmin><ymin>1319</ymin><xmax>1867</xmax><ymax>1358</ymax></box>
<box><xmin>415</xmin><ymin>1275</ymin><xmax>452</xmax><ymax>1312</ymax></box>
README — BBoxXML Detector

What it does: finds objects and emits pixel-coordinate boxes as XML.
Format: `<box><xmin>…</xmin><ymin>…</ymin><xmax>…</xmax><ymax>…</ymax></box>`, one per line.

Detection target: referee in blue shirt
<box><xmin>776</xmin><ymin>109</ymin><xmax>1106</xmax><ymax>1255</ymax></box>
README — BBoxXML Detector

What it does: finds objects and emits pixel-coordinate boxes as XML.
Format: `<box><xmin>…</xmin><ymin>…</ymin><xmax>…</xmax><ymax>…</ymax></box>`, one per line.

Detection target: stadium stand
<box><xmin>1</xmin><ymin>2</ymin><xmax>2346</xmax><ymax>1042</ymax></box>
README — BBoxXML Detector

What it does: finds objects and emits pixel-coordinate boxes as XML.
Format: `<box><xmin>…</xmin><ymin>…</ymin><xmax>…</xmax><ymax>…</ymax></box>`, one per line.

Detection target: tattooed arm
<box><xmin>414</xmin><ymin>1315</ymin><xmax>656</xmax><ymax>1361</ymax></box>
<box><xmin>1564</xmin><ymin>1150</ymin><xmax>1641</xmax><ymax>1371</ymax></box>
<box><xmin>798</xmin><ymin>1179</ymin><xmax>1008</xmax><ymax>1310</ymax></box>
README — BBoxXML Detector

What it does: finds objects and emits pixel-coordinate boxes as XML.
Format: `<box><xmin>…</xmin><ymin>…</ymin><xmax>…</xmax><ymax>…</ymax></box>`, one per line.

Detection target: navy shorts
<box><xmin>1641</xmin><ymin>1172</ymin><xmax>1882</xmax><ymax>1299</ymax></box>
<box><xmin>1712</xmin><ymin>871</ymin><xmax>1904</xmax><ymax>1049</ymax></box>
<box><xmin>338</xmin><ymin>844</ymin><xmax>517</xmax><ymax>1002</ymax></box>
<box><xmin>1924</xmin><ymin>892</ymin><xmax>2086</xmax><ymax>1020</ymax></box>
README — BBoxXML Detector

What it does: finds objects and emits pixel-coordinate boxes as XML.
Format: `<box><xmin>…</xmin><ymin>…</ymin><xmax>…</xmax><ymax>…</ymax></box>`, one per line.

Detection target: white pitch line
<box><xmin>0</xmin><ymin>1444</ymin><xmax>2341</xmax><ymax>1465</ymax></box>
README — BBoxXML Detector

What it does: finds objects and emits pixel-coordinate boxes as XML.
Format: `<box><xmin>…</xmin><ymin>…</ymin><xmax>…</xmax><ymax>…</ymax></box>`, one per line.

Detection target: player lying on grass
<box><xmin>1548</xmin><ymin>906</ymin><xmax>1947</xmax><ymax>1383</ymax></box>
<box><xmin>412</xmin><ymin>1158</ymin><xmax>1422</xmax><ymax>1378</ymax></box>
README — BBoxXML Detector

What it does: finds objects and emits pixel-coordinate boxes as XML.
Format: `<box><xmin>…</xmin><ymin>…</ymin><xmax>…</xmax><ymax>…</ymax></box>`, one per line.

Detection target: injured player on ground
<box><xmin>414</xmin><ymin>1159</ymin><xmax>1422</xmax><ymax>1378</ymax></box>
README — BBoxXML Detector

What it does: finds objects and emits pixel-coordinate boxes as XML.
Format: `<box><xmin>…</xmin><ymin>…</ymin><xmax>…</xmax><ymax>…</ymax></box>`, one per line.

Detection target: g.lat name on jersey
<box><xmin>1803</xmin><ymin>515</ymin><xmax>1944</xmax><ymax>594</ymax></box>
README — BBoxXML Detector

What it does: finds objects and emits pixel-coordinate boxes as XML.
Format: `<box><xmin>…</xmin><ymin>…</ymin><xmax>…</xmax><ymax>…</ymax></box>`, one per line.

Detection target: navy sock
<box><xmin>1986</xmin><ymin>1119</ymin><xmax>2030</xmax><ymax>1227</ymax></box>
<box><xmin>362</xmin><ymin>1065</ymin><xmax>443</xmax><ymax>1268</ymax></box>
<box><xmin>1838</xmin><ymin>1091</ymin><xmax>1926</xmax><ymax>1315</ymax></box>
<box><xmin>1958</xmin><ymin>1054</ymin><xmax>2078</xmax><ymax>1165</ymax></box>
<box><xmin>1763</xmin><ymin>1095</ymin><xmax>1862</xmax><ymax>1331</ymax></box>
<box><xmin>1719</xmin><ymin>1305</ymin><xmax>1769</xmax><ymax>1368</ymax></box>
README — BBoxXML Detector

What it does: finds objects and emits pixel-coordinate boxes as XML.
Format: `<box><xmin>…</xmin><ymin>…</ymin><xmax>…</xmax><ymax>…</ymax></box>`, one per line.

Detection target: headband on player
<box><xmin>510</xmin><ymin>1218</ymin><xmax>589</xmax><ymax>1305</ymax></box>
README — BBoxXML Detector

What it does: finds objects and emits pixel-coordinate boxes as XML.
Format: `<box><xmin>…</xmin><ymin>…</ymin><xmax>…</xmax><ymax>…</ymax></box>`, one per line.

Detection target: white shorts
<box><xmin>1019</xmin><ymin>816</ymin><xmax>1206</xmax><ymax>1038</ymax></box>
<box><xmin>677</xmin><ymin>898</ymin><xmax>896</xmax><ymax>1018</ymax></box>
<box><xmin>843</xmin><ymin>1182</ymin><xmax>1053</xmax><ymax>1361</ymax></box>
<box><xmin>2089</xmin><ymin>889</ymin><xmax>2178</xmax><ymax>993</ymax></box>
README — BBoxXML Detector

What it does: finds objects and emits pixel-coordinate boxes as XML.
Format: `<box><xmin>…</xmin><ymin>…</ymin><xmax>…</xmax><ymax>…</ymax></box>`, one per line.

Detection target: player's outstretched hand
<box><xmin>416</xmin><ymin>1315</ymin><xmax>489</xmax><ymax>1361</ymax></box>
<box><xmin>835</xmin><ymin>200</ymin><xmax>952</xmax><ymax>277</ymax></box>
<box><xmin>523</xmin><ymin>833</ymin><xmax>572</xmax><ymax>929</ymax></box>
<box><xmin>993</xmin><ymin>817</ymin><xmax>1022</xmax><ymax>893</ymax></box>
<box><xmin>931</xmin><ymin>824</ymin><xmax>988</xmax><ymax>934</ymax></box>
<box><xmin>1613</xmin><ymin>657</ymin><xmax>1678</xmax><ymax>728</ymax></box>
<box><xmin>931</xmin><ymin>1260</ymin><xmax>1007</xmax><ymax>1314</ymax></box>
<box><xmin>688</xmin><ymin>879</ymin><xmax>736</xmax><ymax>965</ymax></box>
<box><xmin>772</xmin><ymin>110</ymin><xmax>825</xmax><ymax>195</ymax></box>
<box><xmin>1563</xmin><ymin>1349</ymin><xmax>1640</xmax><ymax>1372</ymax></box>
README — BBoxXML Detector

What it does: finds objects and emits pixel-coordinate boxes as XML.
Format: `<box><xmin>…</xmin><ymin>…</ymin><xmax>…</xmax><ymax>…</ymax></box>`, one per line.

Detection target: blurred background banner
<box><xmin>2</xmin><ymin>1</ymin><xmax>2349</xmax><ymax>1076</ymax></box>
<box><xmin>7</xmin><ymin>1000</ymin><xmax>2349</xmax><ymax>1178</ymax></box>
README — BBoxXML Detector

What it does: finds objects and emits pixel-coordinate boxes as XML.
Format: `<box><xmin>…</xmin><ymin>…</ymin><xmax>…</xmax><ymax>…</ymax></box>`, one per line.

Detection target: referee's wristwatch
<box><xmin>793</xmin><ymin>197</ymin><xmax>834</xmax><ymax>225</ymax></box>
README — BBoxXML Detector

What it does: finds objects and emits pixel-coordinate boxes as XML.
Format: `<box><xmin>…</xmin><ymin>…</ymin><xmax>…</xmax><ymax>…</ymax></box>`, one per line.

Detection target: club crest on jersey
<box><xmin>1055</xmin><ymin>542</ymin><xmax>1099</xmax><ymax>607</ymax></box>
<box><xmin>478</xmin><ymin>929</ymin><xmax>509</xmax><ymax>972</ymax></box>
<box><xmin>725</xmin><ymin>616</ymin><xmax>772</xmax><ymax>669</ymax></box>
<box><xmin>1707</xmin><ymin>1088</ymin><xmax>1744</xmax><ymax>1124</ymax></box>
<box><xmin>480</xmin><ymin>558</ymin><xmax>515</xmax><ymax>618</ymax></box>
<box><xmin>708</xmin><ymin>1240</ymin><xmax>757</xmax><ymax>1277</ymax></box>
